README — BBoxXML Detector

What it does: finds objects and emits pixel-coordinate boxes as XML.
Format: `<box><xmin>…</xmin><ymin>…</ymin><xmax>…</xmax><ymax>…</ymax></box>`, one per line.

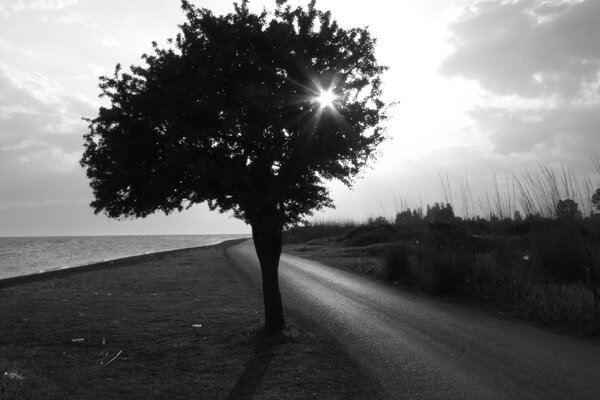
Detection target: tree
<box><xmin>395</xmin><ymin>207</ymin><xmax>423</xmax><ymax>229</ymax></box>
<box><xmin>592</xmin><ymin>188</ymin><xmax>600</xmax><ymax>213</ymax></box>
<box><xmin>425</xmin><ymin>202</ymin><xmax>454</xmax><ymax>224</ymax></box>
<box><xmin>556</xmin><ymin>199</ymin><xmax>581</xmax><ymax>220</ymax></box>
<box><xmin>513</xmin><ymin>210</ymin><xmax>522</xmax><ymax>222</ymax></box>
<box><xmin>80</xmin><ymin>0</ymin><xmax>388</xmax><ymax>334</ymax></box>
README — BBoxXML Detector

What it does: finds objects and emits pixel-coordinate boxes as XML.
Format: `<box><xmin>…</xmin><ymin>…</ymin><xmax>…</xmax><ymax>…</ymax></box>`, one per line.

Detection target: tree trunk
<box><xmin>251</xmin><ymin>215</ymin><xmax>285</xmax><ymax>334</ymax></box>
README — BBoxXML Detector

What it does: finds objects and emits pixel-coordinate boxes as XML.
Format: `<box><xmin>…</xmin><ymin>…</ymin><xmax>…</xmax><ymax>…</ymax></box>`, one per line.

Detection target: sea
<box><xmin>0</xmin><ymin>234</ymin><xmax>250</xmax><ymax>281</ymax></box>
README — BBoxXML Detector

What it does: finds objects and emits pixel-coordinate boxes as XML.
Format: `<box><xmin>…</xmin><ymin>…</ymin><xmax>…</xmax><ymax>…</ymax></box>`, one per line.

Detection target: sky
<box><xmin>1</xmin><ymin>0</ymin><xmax>599</xmax><ymax>235</ymax></box>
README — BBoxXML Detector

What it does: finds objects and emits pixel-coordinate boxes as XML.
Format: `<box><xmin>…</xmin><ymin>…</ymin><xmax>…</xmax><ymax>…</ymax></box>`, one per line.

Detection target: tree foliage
<box><xmin>592</xmin><ymin>188</ymin><xmax>600</xmax><ymax>212</ymax></box>
<box><xmin>556</xmin><ymin>199</ymin><xmax>581</xmax><ymax>219</ymax></box>
<box><xmin>80</xmin><ymin>0</ymin><xmax>388</xmax><ymax>228</ymax></box>
<box><xmin>425</xmin><ymin>202</ymin><xmax>454</xmax><ymax>224</ymax></box>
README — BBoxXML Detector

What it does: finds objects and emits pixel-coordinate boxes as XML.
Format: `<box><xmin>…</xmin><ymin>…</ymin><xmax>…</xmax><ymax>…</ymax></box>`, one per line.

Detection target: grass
<box><xmin>337</xmin><ymin>222</ymin><xmax>401</xmax><ymax>247</ymax></box>
<box><xmin>283</xmin><ymin>219</ymin><xmax>358</xmax><ymax>245</ymax></box>
<box><xmin>0</xmin><ymin>242</ymin><xmax>380</xmax><ymax>400</ymax></box>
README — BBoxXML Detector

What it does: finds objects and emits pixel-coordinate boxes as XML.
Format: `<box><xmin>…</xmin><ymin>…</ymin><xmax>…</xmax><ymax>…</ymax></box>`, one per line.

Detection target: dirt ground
<box><xmin>0</xmin><ymin>241</ymin><xmax>381</xmax><ymax>400</ymax></box>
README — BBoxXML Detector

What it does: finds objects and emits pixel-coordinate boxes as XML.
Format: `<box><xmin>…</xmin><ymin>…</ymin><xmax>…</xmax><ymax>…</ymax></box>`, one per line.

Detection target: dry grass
<box><xmin>283</xmin><ymin>219</ymin><xmax>358</xmax><ymax>245</ymax></box>
<box><xmin>285</xmin><ymin>243</ymin><xmax>384</xmax><ymax>276</ymax></box>
<box><xmin>0</xmin><ymin>242</ymin><xmax>379</xmax><ymax>400</ymax></box>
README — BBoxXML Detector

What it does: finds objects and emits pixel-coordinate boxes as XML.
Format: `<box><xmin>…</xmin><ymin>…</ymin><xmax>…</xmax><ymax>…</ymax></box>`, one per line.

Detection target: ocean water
<box><xmin>0</xmin><ymin>234</ymin><xmax>249</xmax><ymax>280</ymax></box>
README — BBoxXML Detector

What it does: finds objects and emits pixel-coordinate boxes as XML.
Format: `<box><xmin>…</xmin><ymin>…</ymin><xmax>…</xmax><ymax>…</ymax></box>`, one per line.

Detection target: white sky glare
<box><xmin>0</xmin><ymin>0</ymin><xmax>599</xmax><ymax>235</ymax></box>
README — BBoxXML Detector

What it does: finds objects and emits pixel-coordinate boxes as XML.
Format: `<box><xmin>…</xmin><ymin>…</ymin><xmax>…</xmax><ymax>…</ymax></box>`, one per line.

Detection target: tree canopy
<box><xmin>593</xmin><ymin>188</ymin><xmax>600</xmax><ymax>212</ymax></box>
<box><xmin>556</xmin><ymin>199</ymin><xmax>581</xmax><ymax>219</ymax></box>
<box><xmin>81</xmin><ymin>0</ymin><xmax>387</xmax><ymax>228</ymax></box>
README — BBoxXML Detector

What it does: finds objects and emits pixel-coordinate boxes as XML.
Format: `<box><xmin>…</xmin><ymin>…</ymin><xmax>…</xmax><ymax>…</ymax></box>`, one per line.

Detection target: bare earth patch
<box><xmin>0</xmin><ymin>241</ymin><xmax>380</xmax><ymax>399</ymax></box>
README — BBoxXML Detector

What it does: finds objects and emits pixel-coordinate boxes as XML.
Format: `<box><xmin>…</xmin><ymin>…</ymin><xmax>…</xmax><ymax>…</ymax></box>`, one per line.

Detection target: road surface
<box><xmin>226</xmin><ymin>240</ymin><xmax>600</xmax><ymax>400</ymax></box>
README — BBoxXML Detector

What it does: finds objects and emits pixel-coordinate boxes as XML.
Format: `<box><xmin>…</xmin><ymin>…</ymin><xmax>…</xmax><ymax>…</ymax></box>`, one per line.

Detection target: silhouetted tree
<box><xmin>592</xmin><ymin>188</ymin><xmax>600</xmax><ymax>213</ymax></box>
<box><xmin>80</xmin><ymin>0</ymin><xmax>387</xmax><ymax>333</ymax></box>
<box><xmin>395</xmin><ymin>207</ymin><xmax>423</xmax><ymax>229</ymax></box>
<box><xmin>513</xmin><ymin>210</ymin><xmax>522</xmax><ymax>222</ymax></box>
<box><xmin>425</xmin><ymin>202</ymin><xmax>454</xmax><ymax>224</ymax></box>
<box><xmin>556</xmin><ymin>199</ymin><xmax>581</xmax><ymax>220</ymax></box>
<box><xmin>395</xmin><ymin>209</ymin><xmax>413</xmax><ymax>226</ymax></box>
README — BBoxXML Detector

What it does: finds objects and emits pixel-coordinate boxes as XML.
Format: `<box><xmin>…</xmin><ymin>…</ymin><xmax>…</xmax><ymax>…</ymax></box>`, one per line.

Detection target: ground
<box><xmin>0</xmin><ymin>241</ymin><xmax>381</xmax><ymax>400</ymax></box>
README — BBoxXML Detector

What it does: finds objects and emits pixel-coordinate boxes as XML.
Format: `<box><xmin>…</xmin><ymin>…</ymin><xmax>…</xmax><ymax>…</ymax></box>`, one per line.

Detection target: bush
<box><xmin>531</xmin><ymin>221</ymin><xmax>591</xmax><ymax>282</ymax></box>
<box><xmin>382</xmin><ymin>243</ymin><xmax>411</xmax><ymax>283</ymax></box>
<box><xmin>519</xmin><ymin>283</ymin><xmax>600</xmax><ymax>333</ymax></box>
<box><xmin>414</xmin><ymin>242</ymin><xmax>473</xmax><ymax>295</ymax></box>
<box><xmin>463</xmin><ymin>242</ymin><xmax>538</xmax><ymax>305</ymax></box>
<box><xmin>339</xmin><ymin>223</ymin><xmax>401</xmax><ymax>247</ymax></box>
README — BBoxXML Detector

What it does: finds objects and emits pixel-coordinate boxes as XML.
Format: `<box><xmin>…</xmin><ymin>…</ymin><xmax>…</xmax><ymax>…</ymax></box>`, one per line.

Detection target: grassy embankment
<box><xmin>0</xmin><ymin>240</ymin><xmax>380</xmax><ymax>400</ymax></box>
<box><xmin>284</xmin><ymin>166</ymin><xmax>600</xmax><ymax>337</ymax></box>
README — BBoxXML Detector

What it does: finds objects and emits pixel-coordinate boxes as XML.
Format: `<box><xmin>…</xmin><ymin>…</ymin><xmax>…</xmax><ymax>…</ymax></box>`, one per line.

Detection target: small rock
<box><xmin>3</xmin><ymin>371</ymin><xmax>25</xmax><ymax>381</ymax></box>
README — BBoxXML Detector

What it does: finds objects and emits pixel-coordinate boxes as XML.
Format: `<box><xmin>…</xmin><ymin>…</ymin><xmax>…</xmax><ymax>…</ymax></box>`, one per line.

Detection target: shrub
<box><xmin>382</xmin><ymin>243</ymin><xmax>411</xmax><ymax>283</ymax></box>
<box><xmin>519</xmin><ymin>283</ymin><xmax>600</xmax><ymax>333</ymax></box>
<box><xmin>339</xmin><ymin>223</ymin><xmax>401</xmax><ymax>247</ymax></box>
<box><xmin>414</xmin><ymin>241</ymin><xmax>473</xmax><ymax>295</ymax></box>
<box><xmin>531</xmin><ymin>221</ymin><xmax>590</xmax><ymax>282</ymax></box>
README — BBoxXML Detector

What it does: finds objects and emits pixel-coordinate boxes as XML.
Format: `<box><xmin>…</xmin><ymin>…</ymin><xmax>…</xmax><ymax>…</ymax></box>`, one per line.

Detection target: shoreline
<box><xmin>0</xmin><ymin>237</ymin><xmax>250</xmax><ymax>289</ymax></box>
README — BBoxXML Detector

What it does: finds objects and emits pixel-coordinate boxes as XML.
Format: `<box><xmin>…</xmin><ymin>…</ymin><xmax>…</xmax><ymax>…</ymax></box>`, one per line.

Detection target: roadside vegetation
<box><xmin>284</xmin><ymin>164</ymin><xmax>600</xmax><ymax>336</ymax></box>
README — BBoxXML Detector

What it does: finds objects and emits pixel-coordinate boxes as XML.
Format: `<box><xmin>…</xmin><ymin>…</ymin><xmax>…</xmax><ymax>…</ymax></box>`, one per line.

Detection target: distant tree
<box><xmin>425</xmin><ymin>202</ymin><xmax>454</xmax><ymax>224</ymax></box>
<box><xmin>513</xmin><ymin>210</ymin><xmax>522</xmax><ymax>222</ymax></box>
<box><xmin>440</xmin><ymin>203</ymin><xmax>455</xmax><ymax>223</ymax></box>
<box><xmin>394</xmin><ymin>208</ymin><xmax>423</xmax><ymax>230</ymax></box>
<box><xmin>395</xmin><ymin>209</ymin><xmax>412</xmax><ymax>226</ymax></box>
<box><xmin>592</xmin><ymin>188</ymin><xmax>600</xmax><ymax>213</ymax></box>
<box><xmin>556</xmin><ymin>199</ymin><xmax>581</xmax><ymax>220</ymax></box>
<box><xmin>367</xmin><ymin>216</ymin><xmax>388</xmax><ymax>225</ymax></box>
<box><xmin>80</xmin><ymin>0</ymin><xmax>387</xmax><ymax>333</ymax></box>
<box><xmin>413</xmin><ymin>207</ymin><xmax>423</xmax><ymax>220</ymax></box>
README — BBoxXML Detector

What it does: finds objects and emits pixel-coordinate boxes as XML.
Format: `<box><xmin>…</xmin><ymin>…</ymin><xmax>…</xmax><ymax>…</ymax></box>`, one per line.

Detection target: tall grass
<box><xmin>514</xmin><ymin>164</ymin><xmax>596</xmax><ymax>219</ymax></box>
<box><xmin>429</xmin><ymin>162</ymin><xmax>600</xmax><ymax>221</ymax></box>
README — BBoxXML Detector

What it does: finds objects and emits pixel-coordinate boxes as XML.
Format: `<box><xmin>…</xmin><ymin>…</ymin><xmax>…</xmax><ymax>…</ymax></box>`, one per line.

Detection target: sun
<box><xmin>316</xmin><ymin>88</ymin><xmax>337</xmax><ymax>108</ymax></box>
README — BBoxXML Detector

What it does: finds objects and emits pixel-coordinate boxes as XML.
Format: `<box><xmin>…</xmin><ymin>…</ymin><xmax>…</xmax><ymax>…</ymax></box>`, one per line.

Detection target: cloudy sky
<box><xmin>1</xmin><ymin>0</ymin><xmax>599</xmax><ymax>236</ymax></box>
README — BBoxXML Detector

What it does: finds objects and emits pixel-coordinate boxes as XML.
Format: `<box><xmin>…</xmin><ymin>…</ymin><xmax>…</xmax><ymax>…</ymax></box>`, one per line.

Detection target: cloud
<box><xmin>440</xmin><ymin>0</ymin><xmax>600</xmax><ymax>165</ymax></box>
<box><xmin>470</xmin><ymin>104</ymin><xmax>600</xmax><ymax>156</ymax></box>
<box><xmin>0</xmin><ymin>63</ymin><xmax>95</xmax><ymax>205</ymax></box>
<box><xmin>0</xmin><ymin>0</ymin><xmax>85</xmax><ymax>24</ymax></box>
<box><xmin>441</xmin><ymin>0</ymin><xmax>600</xmax><ymax>99</ymax></box>
<box><xmin>97</xmin><ymin>35</ymin><xmax>123</xmax><ymax>48</ymax></box>
<box><xmin>40</xmin><ymin>10</ymin><xmax>84</xmax><ymax>24</ymax></box>
<box><xmin>0</xmin><ymin>0</ymin><xmax>78</xmax><ymax>16</ymax></box>
<box><xmin>0</xmin><ymin>64</ymin><xmax>61</xmax><ymax>109</ymax></box>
